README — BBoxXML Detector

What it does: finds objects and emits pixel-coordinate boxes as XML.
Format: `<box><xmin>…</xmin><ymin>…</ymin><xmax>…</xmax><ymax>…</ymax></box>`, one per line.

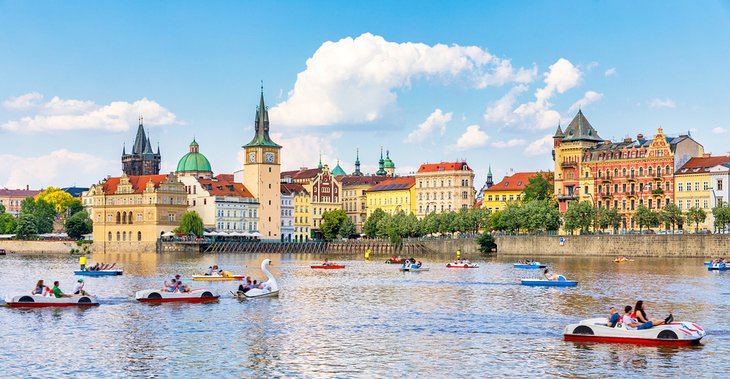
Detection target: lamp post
<box><xmin>586</xmin><ymin>191</ymin><xmax>597</xmax><ymax>234</ymax></box>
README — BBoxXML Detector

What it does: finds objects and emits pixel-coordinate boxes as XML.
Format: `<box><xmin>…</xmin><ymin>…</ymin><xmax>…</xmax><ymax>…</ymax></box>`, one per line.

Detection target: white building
<box><xmin>179</xmin><ymin>174</ymin><xmax>259</xmax><ymax>232</ymax></box>
<box><xmin>711</xmin><ymin>164</ymin><xmax>730</xmax><ymax>230</ymax></box>
<box><xmin>280</xmin><ymin>184</ymin><xmax>295</xmax><ymax>242</ymax></box>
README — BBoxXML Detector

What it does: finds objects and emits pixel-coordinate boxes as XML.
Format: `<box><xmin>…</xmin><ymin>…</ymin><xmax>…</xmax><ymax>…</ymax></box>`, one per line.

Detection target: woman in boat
<box><xmin>634</xmin><ymin>300</ymin><xmax>672</xmax><ymax>329</ymax></box>
<box><xmin>32</xmin><ymin>280</ymin><xmax>48</xmax><ymax>295</ymax></box>
<box><xmin>543</xmin><ymin>269</ymin><xmax>558</xmax><ymax>281</ymax></box>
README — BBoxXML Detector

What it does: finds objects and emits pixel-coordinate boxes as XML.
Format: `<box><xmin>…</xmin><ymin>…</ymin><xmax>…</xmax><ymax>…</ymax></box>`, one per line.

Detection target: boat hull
<box><xmin>135</xmin><ymin>289</ymin><xmax>220</xmax><ymax>303</ymax></box>
<box><xmin>446</xmin><ymin>264</ymin><xmax>479</xmax><ymax>269</ymax></box>
<box><xmin>708</xmin><ymin>264</ymin><xmax>729</xmax><ymax>271</ymax></box>
<box><xmin>74</xmin><ymin>270</ymin><xmax>123</xmax><ymax>276</ymax></box>
<box><xmin>564</xmin><ymin>318</ymin><xmax>705</xmax><ymax>346</ymax></box>
<box><xmin>5</xmin><ymin>294</ymin><xmax>99</xmax><ymax>307</ymax></box>
<box><xmin>399</xmin><ymin>267</ymin><xmax>430</xmax><ymax>272</ymax></box>
<box><xmin>564</xmin><ymin>334</ymin><xmax>701</xmax><ymax>346</ymax></box>
<box><xmin>521</xmin><ymin>279</ymin><xmax>577</xmax><ymax>287</ymax></box>
<box><xmin>191</xmin><ymin>275</ymin><xmax>245</xmax><ymax>281</ymax></box>
<box><xmin>513</xmin><ymin>264</ymin><xmax>546</xmax><ymax>269</ymax></box>
<box><xmin>310</xmin><ymin>265</ymin><xmax>345</xmax><ymax>269</ymax></box>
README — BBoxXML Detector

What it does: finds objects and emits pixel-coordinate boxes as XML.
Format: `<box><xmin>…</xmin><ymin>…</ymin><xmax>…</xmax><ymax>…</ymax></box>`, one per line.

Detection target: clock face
<box><xmin>265</xmin><ymin>152</ymin><xmax>274</xmax><ymax>163</ymax></box>
<box><xmin>249</xmin><ymin>152</ymin><xmax>256</xmax><ymax>163</ymax></box>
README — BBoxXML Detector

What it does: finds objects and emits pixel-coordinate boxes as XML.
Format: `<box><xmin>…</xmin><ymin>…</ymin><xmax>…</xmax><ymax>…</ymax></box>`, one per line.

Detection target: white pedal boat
<box><xmin>399</xmin><ymin>266</ymin><xmax>430</xmax><ymax>272</ymax></box>
<box><xmin>240</xmin><ymin>259</ymin><xmax>279</xmax><ymax>299</ymax></box>
<box><xmin>564</xmin><ymin>317</ymin><xmax>705</xmax><ymax>346</ymax></box>
<box><xmin>446</xmin><ymin>262</ymin><xmax>479</xmax><ymax>268</ymax></box>
<box><xmin>5</xmin><ymin>294</ymin><xmax>99</xmax><ymax>308</ymax></box>
<box><xmin>135</xmin><ymin>288</ymin><xmax>220</xmax><ymax>303</ymax></box>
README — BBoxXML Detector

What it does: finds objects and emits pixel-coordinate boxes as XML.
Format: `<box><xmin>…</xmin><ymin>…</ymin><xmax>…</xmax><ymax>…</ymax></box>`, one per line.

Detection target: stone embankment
<box><xmin>0</xmin><ymin>240</ymin><xmax>76</xmax><ymax>254</ymax></box>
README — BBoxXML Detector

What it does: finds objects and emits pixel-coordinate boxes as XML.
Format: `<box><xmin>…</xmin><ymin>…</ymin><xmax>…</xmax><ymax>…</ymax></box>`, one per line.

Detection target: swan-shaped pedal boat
<box><xmin>135</xmin><ymin>288</ymin><xmax>220</xmax><ymax>303</ymax></box>
<box><xmin>446</xmin><ymin>262</ymin><xmax>479</xmax><ymax>268</ymax></box>
<box><xmin>521</xmin><ymin>275</ymin><xmax>577</xmax><ymax>287</ymax></box>
<box><xmin>191</xmin><ymin>274</ymin><xmax>245</xmax><ymax>281</ymax></box>
<box><xmin>74</xmin><ymin>269</ymin><xmax>124</xmax><ymax>276</ymax></box>
<box><xmin>5</xmin><ymin>294</ymin><xmax>99</xmax><ymax>307</ymax></box>
<box><xmin>237</xmin><ymin>259</ymin><xmax>279</xmax><ymax>299</ymax></box>
<box><xmin>564</xmin><ymin>317</ymin><xmax>705</xmax><ymax>346</ymax></box>
<box><xmin>513</xmin><ymin>262</ymin><xmax>547</xmax><ymax>269</ymax></box>
<box><xmin>310</xmin><ymin>264</ymin><xmax>345</xmax><ymax>269</ymax></box>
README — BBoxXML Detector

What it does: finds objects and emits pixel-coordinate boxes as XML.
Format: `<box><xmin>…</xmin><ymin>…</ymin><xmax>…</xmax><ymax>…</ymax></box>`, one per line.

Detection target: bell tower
<box><xmin>243</xmin><ymin>86</ymin><xmax>282</xmax><ymax>240</ymax></box>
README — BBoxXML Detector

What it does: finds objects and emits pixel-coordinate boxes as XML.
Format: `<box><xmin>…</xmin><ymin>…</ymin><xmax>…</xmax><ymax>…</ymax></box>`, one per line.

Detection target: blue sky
<box><xmin>1</xmin><ymin>1</ymin><xmax>730</xmax><ymax>189</ymax></box>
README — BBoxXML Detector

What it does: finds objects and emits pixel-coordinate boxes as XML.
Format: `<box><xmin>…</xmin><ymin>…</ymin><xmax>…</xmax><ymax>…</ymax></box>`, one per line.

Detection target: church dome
<box><xmin>176</xmin><ymin>139</ymin><xmax>212</xmax><ymax>173</ymax></box>
<box><xmin>384</xmin><ymin>150</ymin><xmax>395</xmax><ymax>168</ymax></box>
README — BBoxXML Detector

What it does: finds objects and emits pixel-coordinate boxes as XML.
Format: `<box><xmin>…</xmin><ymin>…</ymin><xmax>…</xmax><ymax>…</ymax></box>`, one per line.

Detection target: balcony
<box><xmin>557</xmin><ymin>194</ymin><xmax>579</xmax><ymax>201</ymax></box>
<box><xmin>626</xmin><ymin>175</ymin><xmax>637</xmax><ymax>182</ymax></box>
<box><xmin>600</xmin><ymin>176</ymin><xmax>612</xmax><ymax>183</ymax></box>
<box><xmin>626</xmin><ymin>190</ymin><xmax>637</xmax><ymax>198</ymax></box>
<box><xmin>600</xmin><ymin>192</ymin><xmax>611</xmax><ymax>199</ymax></box>
<box><xmin>651</xmin><ymin>188</ymin><xmax>664</xmax><ymax>197</ymax></box>
<box><xmin>561</xmin><ymin>161</ymin><xmax>577</xmax><ymax>169</ymax></box>
<box><xmin>653</xmin><ymin>174</ymin><xmax>663</xmax><ymax>181</ymax></box>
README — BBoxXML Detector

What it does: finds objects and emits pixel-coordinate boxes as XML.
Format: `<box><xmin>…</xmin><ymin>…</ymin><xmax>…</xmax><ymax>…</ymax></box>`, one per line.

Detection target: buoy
<box><xmin>79</xmin><ymin>256</ymin><xmax>87</xmax><ymax>270</ymax></box>
<box><xmin>456</xmin><ymin>249</ymin><xmax>461</xmax><ymax>260</ymax></box>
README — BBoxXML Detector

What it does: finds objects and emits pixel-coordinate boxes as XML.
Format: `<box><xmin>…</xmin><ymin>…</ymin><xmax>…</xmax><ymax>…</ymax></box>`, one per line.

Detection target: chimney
<box><xmin>623</xmin><ymin>137</ymin><xmax>632</xmax><ymax>143</ymax></box>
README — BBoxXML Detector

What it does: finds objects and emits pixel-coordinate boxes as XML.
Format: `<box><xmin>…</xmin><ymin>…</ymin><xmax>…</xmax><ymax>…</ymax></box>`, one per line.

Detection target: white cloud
<box><xmin>2</xmin><ymin>92</ymin><xmax>43</xmax><ymax>110</ymax></box>
<box><xmin>524</xmin><ymin>134</ymin><xmax>554</xmax><ymax>156</ymax></box>
<box><xmin>604</xmin><ymin>68</ymin><xmax>617</xmax><ymax>77</ymax></box>
<box><xmin>404</xmin><ymin>108</ymin><xmax>453</xmax><ymax>143</ymax></box>
<box><xmin>270</xmin><ymin>33</ymin><xmax>535</xmax><ymax>127</ymax></box>
<box><xmin>568</xmin><ymin>91</ymin><xmax>604</xmax><ymax>113</ymax></box>
<box><xmin>1</xmin><ymin>94</ymin><xmax>178</xmax><ymax>133</ymax></box>
<box><xmin>586</xmin><ymin>61</ymin><xmax>599</xmax><ymax>71</ymax></box>
<box><xmin>649</xmin><ymin>98</ymin><xmax>676</xmax><ymax>109</ymax></box>
<box><xmin>491</xmin><ymin>139</ymin><xmax>527</xmax><ymax>148</ymax></box>
<box><xmin>0</xmin><ymin>149</ymin><xmax>116</xmax><ymax>189</ymax></box>
<box><xmin>712</xmin><ymin>127</ymin><xmax>727</xmax><ymax>134</ymax></box>
<box><xmin>453</xmin><ymin>124</ymin><xmax>489</xmax><ymax>150</ymax></box>
<box><xmin>483</xmin><ymin>58</ymin><xmax>582</xmax><ymax>130</ymax></box>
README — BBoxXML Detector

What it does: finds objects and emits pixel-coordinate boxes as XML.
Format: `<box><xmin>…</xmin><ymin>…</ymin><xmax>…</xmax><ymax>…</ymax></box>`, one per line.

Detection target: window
<box><xmin>686</xmin><ymin>182</ymin><xmax>691</xmax><ymax>192</ymax></box>
<box><xmin>108</xmin><ymin>232</ymin><xmax>112</xmax><ymax>241</ymax></box>
<box><xmin>678</xmin><ymin>201</ymin><xmax>683</xmax><ymax>210</ymax></box>
<box><xmin>116</xmin><ymin>231</ymin><xmax>120</xmax><ymax>241</ymax></box>
<box><xmin>703</xmin><ymin>182</ymin><xmax>709</xmax><ymax>191</ymax></box>
<box><xmin>703</xmin><ymin>199</ymin><xmax>708</xmax><ymax>209</ymax></box>
<box><xmin>719</xmin><ymin>180</ymin><xmax>724</xmax><ymax>191</ymax></box>
<box><xmin>665</xmin><ymin>165</ymin><xmax>670</xmax><ymax>175</ymax></box>
<box><xmin>686</xmin><ymin>199</ymin><xmax>691</xmax><ymax>209</ymax></box>
<box><xmin>695</xmin><ymin>199</ymin><xmax>700</xmax><ymax>208</ymax></box>
<box><xmin>678</xmin><ymin>182</ymin><xmax>683</xmax><ymax>192</ymax></box>
<box><xmin>695</xmin><ymin>182</ymin><xmax>700</xmax><ymax>191</ymax></box>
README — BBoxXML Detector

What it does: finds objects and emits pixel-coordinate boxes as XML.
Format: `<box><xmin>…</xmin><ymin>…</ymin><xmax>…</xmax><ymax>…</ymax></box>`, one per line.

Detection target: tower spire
<box><xmin>353</xmin><ymin>148</ymin><xmax>362</xmax><ymax>176</ymax></box>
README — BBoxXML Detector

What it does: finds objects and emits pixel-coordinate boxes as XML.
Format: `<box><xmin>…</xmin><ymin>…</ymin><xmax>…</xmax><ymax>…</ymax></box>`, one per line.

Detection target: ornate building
<box><xmin>376</xmin><ymin>147</ymin><xmax>387</xmax><ymax>176</ymax></box>
<box><xmin>281</xmin><ymin>165</ymin><xmax>342</xmax><ymax>238</ymax></box>
<box><xmin>176</xmin><ymin>139</ymin><xmax>213</xmax><ymax>179</ymax></box>
<box><xmin>553</xmin><ymin>110</ymin><xmax>704</xmax><ymax>230</ymax></box>
<box><xmin>243</xmin><ymin>89</ymin><xmax>282</xmax><ymax>241</ymax></box>
<box><xmin>415</xmin><ymin>161</ymin><xmax>475</xmax><ymax>217</ymax></box>
<box><xmin>122</xmin><ymin>119</ymin><xmax>161</xmax><ymax>176</ymax></box>
<box><xmin>0</xmin><ymin>187</ymin><xmax>42</xmax><ymax>217</ymax></box>
<box><xmin>352</xmin><ymin>149</ymin><xmax>363</xmax><ymax>176</ymax></box>
<box><xmin>475</xmin><ymin>165</ymin><xmax>494</xmax><ymax>202</ymax></box>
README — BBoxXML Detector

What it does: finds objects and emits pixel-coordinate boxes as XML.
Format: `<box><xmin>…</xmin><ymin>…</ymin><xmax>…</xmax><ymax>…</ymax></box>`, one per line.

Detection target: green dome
<box><xmin>176</xmin><ymin>152</ymin><xmax>212</xmax><ymax>172</ymax></box>
<box><xmin>383</xmin><ymin>150</ymin><xmax>395</xmax><ymax>168</ymax></box>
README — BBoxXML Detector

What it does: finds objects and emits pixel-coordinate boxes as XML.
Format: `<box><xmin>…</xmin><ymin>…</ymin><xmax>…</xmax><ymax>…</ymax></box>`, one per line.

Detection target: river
<box><xmin>0</xmin><ymin>252</ymin><xmax>728</xmax><ymax>378</ymax></box>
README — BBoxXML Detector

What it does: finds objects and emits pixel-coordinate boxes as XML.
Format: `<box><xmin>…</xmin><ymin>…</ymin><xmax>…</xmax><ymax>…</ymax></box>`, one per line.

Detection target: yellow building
<box><xmin>84</xmin><ymin>173</ymin><xmax>188</xmax><ymax>252</ymax></box>
<box><xmin>482</xmin><ymin>172</ymin><xmax>540</xmax><ymax>213</ymax></box>
<box><xmin>243</xmin><ymin>90</ymin><xmax>282</xmax><ymax>241</ymax></box>
<box><xmin>341</xmin><ymin>175</ymin><xmax>388</xmax><ymax>233</ymax></box>
<box><xmin>285</xmin><ymin>183</ymin><xmax>310</xmax><ymax>242</ymax></box>
<box><xmin>365</xmin><ymin>176</ymin><xmax>416</xmax><ymax>217</ymax></box>
<box><xmin>281</xmin><ymin>164</ymin><xmax>342</xmax><ymax>238</ymax></box>
<box><xmin>675</xmin><ymin>156</ymin><xmax>730</xmax><ymax>231</ymax></box>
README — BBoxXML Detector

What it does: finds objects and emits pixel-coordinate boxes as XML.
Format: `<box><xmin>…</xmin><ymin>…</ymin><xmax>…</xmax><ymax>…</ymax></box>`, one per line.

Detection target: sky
<box><xmin>1</xmin><ymin>1</ymin><xmax>730</xmax><ymax>190</ymax></box>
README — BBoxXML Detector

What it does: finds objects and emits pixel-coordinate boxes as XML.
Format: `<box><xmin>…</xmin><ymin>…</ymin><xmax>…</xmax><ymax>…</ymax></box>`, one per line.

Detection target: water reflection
<box><xmin>0</xmin><ymin>253</ymin><xmax>727</xmax><ymax>377</ymax></box>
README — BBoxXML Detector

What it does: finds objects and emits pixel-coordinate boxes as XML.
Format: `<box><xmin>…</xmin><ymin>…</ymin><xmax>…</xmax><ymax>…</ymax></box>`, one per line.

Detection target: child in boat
<box><xmin>205</xmin><ymin>266</ymin><xmax>214</xmax><ymax>276</ymax></box>
<box><xmin>73</xmin><ymin>279</ymin><xmax>93</xmax><ymax>296</ymax></box>
<box><xmin>32</xmin><ymin>280</ymin><xmax>48</xmax><ymax>295</ymax></box>
<box><xmin>162</xmin><ymin>279</ymin><xmax>177</xmax><ymax>292</ymax></box>
<box><xmin>177</xmin><ymin>281</ymin><xmax>191</xmax><ymax>293</ymax></box>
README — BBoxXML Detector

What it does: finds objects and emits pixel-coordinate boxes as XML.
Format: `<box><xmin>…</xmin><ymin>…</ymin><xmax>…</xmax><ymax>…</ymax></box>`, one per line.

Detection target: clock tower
<box><xmin>243</xmin><ymin>88</ymin><xmax>282</xmax><ymax>240</ymax></box>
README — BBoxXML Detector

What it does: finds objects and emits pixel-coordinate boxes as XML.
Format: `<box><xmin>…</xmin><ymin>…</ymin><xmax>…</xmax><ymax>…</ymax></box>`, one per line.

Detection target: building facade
<box><xmin>675</xmin><ymin>156</ymin><xmax>730</xmax><ymax>230</ymax></box>
<box><xmin>415</xmin><ymin>161</ymin><xmax>475</xmax><ymax>217</ymax></box>
<box><xmin>340</xmin><ymin>175</ymin><xmax>389</xmax><ymax>233</ymax></box>
<box><xmin>179</xmin><ymin>174</ymin><xmax>258</xmax><ymax>232</ymax></box>
<box><xmin>482</xmin><ymin>171</ymin><xmax>539</xmax><ymax>213</ymax></box>
<box><xmin>281</xmin><ymin>165</ymin><xmax>342</xmax><ymax>237</ymax></box>
<box><xmin>0</xmin><ymin>187</ymin><xmax>42</xmax><ymax>216</ymax></box>
<box><xmin>122</xmin><ymin>119</ymin><xmax>161</xmax><ymax>176</ymax></box>
<box><xmin>84</xmin><ymin>174</ymin><xmax>187</xmax><ymax>251</ymax></box>
<box><xmin>291</xmin><ymin>184</ymin><xmax>311</xmax><ymax>242</ymax></box>
<box><xmin>243</xmin><ymin>90</ymin><xmax>282</xmax><ymax>241</ymax></box>
<box><xmin>365</xmin><ymin>176</ymin><xmax>416</xmax><ymax>216</ymax></box>
<box><xmin>280</xmin><ymin>184</ymin><xmax>295</xmax><ymax>242</ymax></box>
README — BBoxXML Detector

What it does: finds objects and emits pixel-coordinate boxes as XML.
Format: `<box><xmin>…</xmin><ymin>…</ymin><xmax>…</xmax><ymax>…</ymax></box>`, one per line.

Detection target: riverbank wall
<box><xmin>494</xmin><ymin>234</ymin><xmax>730</xmax><ymax>257</ymax></box>
<box><xmin>0</xmin><ymin>240</ymin><xmax>76</xmax><ymax>254</ymax></box>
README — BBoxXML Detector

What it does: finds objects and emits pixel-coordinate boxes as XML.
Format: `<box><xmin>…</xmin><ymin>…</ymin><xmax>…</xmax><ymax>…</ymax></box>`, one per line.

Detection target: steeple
<box><xmin>244</xmin><ymin>85</ymin><xmax>281</xmax><ymax>148</ymax></box>
<box><xmin>132</xmin><ymin>120</ymin><xmax>147</xmax><ymax>155</ymax></box>
<box><xmin>143</xmin><ymin>129</ymin><xmax>154</xmax><ymax>155</ymax></box>
<box><xmin>486</xmin><ymin>165</ymin><xmax>494</xmax><ymax>188</ymax></box>
<box><xmin>318</xmin><ymin>152</ymin><xmax>323</xmax><ymax>169</ymax></box>
<box><xmin>553</xmin><ymin>122</ymin><xmax>564</xmax><ymax>139</ymax></box>
<box><xmin>353</xmin><ymin>148</ymin><xmax>362</xmax><ymax>176</ymax></box>
<box><xmin>376</xmin><ymin>146</ymin><xmax>387</xmax><ymax>176</ymax></box>
<box><xmin>122</xmin><ymin>143</ymin><xmax>126</xmax><ymax>156</ymax></box>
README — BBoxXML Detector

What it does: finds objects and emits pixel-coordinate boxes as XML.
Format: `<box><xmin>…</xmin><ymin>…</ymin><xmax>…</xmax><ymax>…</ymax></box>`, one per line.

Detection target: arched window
<box><xmin>665</xmin><ymin>165</ymin><xmax>671</xmax><ymax>175</ymax></box>
<box><xmin>639</xmin><ymin>167</ymin><xmax>643</xmax><ymax>176</ymax></box>
<box><xmin>116</xmin><ymin>231</ymin><xmax>120</xmax><ymax>241</ymax></box>
<box><xmin>622</xmin><ymin>168</ymin><xmax>627</xmax><ymax>177</ymax></box>
<box><xmin>614</xmin><ymin>169</ymin><xmax>619</xmax><ymax>177</ymax></box>
<box><xmin>128</xmin><ymin>212</ymin><xmax>133</xmax><ymax>224</ymax></box>
<box><xmin>116</xmin><ymin>212</ymin><xmax>121</xmax><ymax>224</ymax></box>
<box><xmin>648</xmin><ymin>167</ymin><xmax>653</xmax><ymax>175</ymax></box>
<box><xmin>122</xmin><ymin>212</ymin><xmax>127</xmax><ymax>224</ymax></box>
<box><xmin>122</xmin><ymin>231</ymin><xmax>126</xmax><ymax>241</ymax></box>
<box><xmin>108</xmin><ymin>232</ymin><xmax>112</xmax><ymax>241</ymax></box>
<box><xmin>137</xmin><ymin>231</ymin><xmax>142</xmax><ymax>241</ymax></box>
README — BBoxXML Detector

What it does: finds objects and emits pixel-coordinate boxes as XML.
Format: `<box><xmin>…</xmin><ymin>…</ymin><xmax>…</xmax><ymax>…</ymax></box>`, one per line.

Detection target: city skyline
<box><xmin>2</xmin><ymin>1</ymin><xmax>730</xmax><ymax>189</ymax></box>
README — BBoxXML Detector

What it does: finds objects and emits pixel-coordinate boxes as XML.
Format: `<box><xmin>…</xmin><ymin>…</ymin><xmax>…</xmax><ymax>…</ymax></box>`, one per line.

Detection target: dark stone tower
<box><xmin>122</xmin><ymin>117</ymin><xmax>161</xmax><ymax>176</ymax></box>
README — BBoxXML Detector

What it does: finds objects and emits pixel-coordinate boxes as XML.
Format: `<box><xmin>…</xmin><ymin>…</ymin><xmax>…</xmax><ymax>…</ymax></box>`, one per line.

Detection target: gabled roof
<box><xmin>484</xmin><ymin>171</ymin><xmax>543</xmax><ymax>192</ymax></box>
<box><xmin>281</xmin><ymin>182</ymin><xmax>308</xmax><ymax>195</ymax></box>
<box><xmin>561</xmin><ymin>110</ymin><xmax>603</xmax><ymax>142</ymax></box>
<box><xmin>417</xmin><ymin>161</ymin><xmax>472</xmax><ymax>173</ymax></box>
<box><xmin>102</xmin><ymin>175</ymin><xmax>170</xmax><ymax>194</ymax></box>
<box><xmin>0</xmin><ymin>188</ymin><xmax>42</xmax><ymax>198</ymax></box>
<box><xmin>339</xmin><ymin>175</ymin><xmax>389</xmax><ymax>187</ymax></box>
<box><xmin>197</xmin><ymin>176</ymin><xmax>254</xmax><ymax>198</ymax></box>
<box><xmin>366</xmin><ymin>176</ymin><xmax>415</xmax><ymax>192</ymax></box>
<box><xmin>677</xmin><ymin>156</ymin><xmax>730</xmax><ymax>175</ymax></box>
<box><xmin>280</xmin><ymin>168</ymin><xmax>322</xmax><ymax>180</ymax></box>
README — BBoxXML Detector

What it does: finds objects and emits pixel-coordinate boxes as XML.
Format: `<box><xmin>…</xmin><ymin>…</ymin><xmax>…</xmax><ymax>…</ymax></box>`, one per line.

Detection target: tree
<box><xmin>363</xmin><ymin>208</ymin><xmax>387</xmax><ymax>238</ymax></box>
<box><xmin>634</xmin><ymin>205</ymin><xmax>660</xmax><ymax>232</ymax></box>
<box><xmin>685</xmin><ymin>207</ymin><xmax>707</xmax><ymax>233</ymax></box>
<box><xmin>175</xmin><ymin>211</ymin><xmax>204</xmax><ymax>237</ymax></box>
<box><xmin>15</xmin><ymin>213</ymin><xmax>38</xmax><ymax>239</ymax></box>
<box><xmin>67</xmin><ymin>199</ymin><xmax>84</xmax><ymax>217</ymax></box>
<box><xmin>65</xmin><ymin>210</ymin><xmax>92</xmax><ymax>239</ymax></box>
<box><xmin>0</xmin><ymin>205</ymin><xmax>17</xmax><ymax>234</ymax></box>
<box><xmin>713</xmin><ymin>202</ymin><xmax>730</xmax><ymax>233</ymax></box>
<box><xmin>477</xmin><ymin>232</ymin><xmax>497</xmax><ymax>253</ymax></box>
<box><xmin>564</xmin><ymin>201</ymin><xmax>595</xmax><ymax>234</ymax></box>
<box><xmin>522</xmin><ymin>171</ymin><xmax>554</xmax><ymax>202</ymax></box>
<box><xmin>660</xmin><ymin>203</ymin><xmax>682</xmax><ymax>232</ymax></box>
<box><xmin>320</xmin><ymin>209</ymin><xmax>347</xmax><ymax>241</ymax></box>
<box><xmin>596</xmin><ymin>208</ymin><xmax>622</xmax><ymax>233</ymax></box>
<box><xmin>36</xmin><ymin>187</ymin><xmax>75</xmax><ymax>215</ymax></box>
<box><xmin>490</xmin><ymin>210</ymin><xmax>507</xmax><ymax>231</ymax></box>
<box><xmin>19</xmin><ymin>197</ymin><xmax>55</xmax><ymax>234</ymax></box>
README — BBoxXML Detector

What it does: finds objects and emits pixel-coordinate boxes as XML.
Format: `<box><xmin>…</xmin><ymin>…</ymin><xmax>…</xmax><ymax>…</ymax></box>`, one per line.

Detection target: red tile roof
<box><xmin>366</xmin><ymin>176</ymin><xmax>415</xmax><ymax>192</ymax></box>
<box><xmin>102</xmin><ymin>175</ymin><xmax>170</xmax><ymax>194</ymax></box>
<box><xmin>485</xmin><ymin>172</ymin><xmax>540</xmax><ymax>192</ymax></box>
<box><xmin>280</xmin><ymin>182</ymin><xmax>308</xmax><ymax>195</ymax></box>
<box><xmin>198</xmin><ymin>177</ymin><xmax>254</xmax><ymax>198</ymax></box>
<box><xmin>281</xmin><ymin>168</ymin><xmax>322</xmax><ymax>181</ymax></box>
<box><xmin>0</xmin><ymin>188</ymin><xmax>42</xmax><ymax>198</ymax></box>
<box><xmin>417</xmin><ymin>161</ymin><xmax>472</xmax><ymax>173</ymax></box>
<box><xmin>339</xmin><ymin>175</ymin><xmax>389</xmax><ymax>187</ymax></box>
<box><xmin>677</xmin><ymin>156</ymin><xmax>730</xmax><ymax>174</ymax></box>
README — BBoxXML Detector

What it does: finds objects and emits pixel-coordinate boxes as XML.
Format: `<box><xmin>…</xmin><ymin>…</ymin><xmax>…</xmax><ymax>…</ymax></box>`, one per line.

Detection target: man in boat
<box><xmin>204</xmin><ymin>266</ymin><xmax>214</xmax><ymax>276</ymax></box>
<box><xmin>606</xmin><ymin>307</ymin><xmax>620</xmax><ymax>327</ymax></box>
<box><xmin>51</xmin><ymin>281</ymin><xmax>73</xmax><ymax>298</ymax></box>
<box><xmin>72</xmin><ymin>279</ymin><xmax>93</xmax><ymax>296</ymax></box>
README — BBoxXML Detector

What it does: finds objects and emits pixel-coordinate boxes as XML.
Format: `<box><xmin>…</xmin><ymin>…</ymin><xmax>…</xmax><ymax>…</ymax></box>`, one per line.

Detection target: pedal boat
<box><xmin>74</xmin><ymin>269</ymin><xmax>123</xmax><ymax>276</ymax></box>
<box><xmin>513</xmin><ymin>262</ymin><xmax>547</xmax><ymax>269</ymax></box>
<box><xmin>564</xmin><ymin>317</ymin><xmax>705</xmax><ymax>346</ymax></box>
<box><xmin>399</xmin><ymin>266</ymin><xmax>430</xmax><ymax>272</ymax></box>
<box><xmin>135</xmin><ymin>288</ymin><xmax>220</xmax><ymax>303</ymax></box>
<box><xmin>446</xmin><ymin>262</ymin><xmax>479</xmax><ymax>268</ymax></box>
<box><xmin>5</xmin><ymin>294</ymin><xmax>99</xmax><ymax>307</ymax></box>
<box><xmin>310</xmin><ymin>264</ymin><xmax>346</xmax><ymax>269</ymax></box>
<box><xmin>191</xmin><ymin>274</ymin><xmax>245</xmax><ymax>281</ymax></box>
<box><xmin>241</xmin><ymin>259</ymin><xmax>279</xmax><ymax>299</ymax></box>
<box><xmin>613</xmin><ymin>259</ymin><xmax>635</xmax><ymax>263</ymax></box>
<box><xmin>521</xmin><ymin>276</ymin><xmax>577</xmax><ymax>287</ymax></box>
<box><xmin>385</xmin><ymin>257</ymin><xmax>407</xmax><ymax>264</ymax></box>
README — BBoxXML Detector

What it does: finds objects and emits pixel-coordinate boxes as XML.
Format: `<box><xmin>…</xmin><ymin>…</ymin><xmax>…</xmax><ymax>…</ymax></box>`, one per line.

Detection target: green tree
<box><xmin>685</xmin><ymin>207</ymin><xmax>707</xmax><ymax>233</ymax></box>
<box><xmin>337</xmin><ymin>214</ymin><xmax>356</xmax><ymax>239</ymax></box>
<box><xmin>36</xmin><ymin>187</ymin><xmax>75</xmax><ymax>215</ymax></box>
<box><xmin>15</xmin><ymin>213</ymin><xmax>38</xmax><ymax>239</ymax></box>
<box><xmin>67</xmin><ymin>198</ymin><xmax>84</xmax><ymax>217</ymax></box>
<box><xmin>660</xmin><ymin>203</ymin><xmax>682</xmax><ymax>232</ymax></box>
<box><xmin>490</xmin><ymin>210</ymin><xmax>507</xmax><ymax>231</ymax></box>
<box><xmin>595</xmin><ymin>208</ymin><xmax>621</xmax><ymax>233</ymax></box>
<box><xmin>0</xmin><ymin>205</ymin><xmax>17</xmax><ymax>234</ymax></box>
<box><xmin>65</xmin><ymin>210</ymin><xmax>93</xmax><ymax>239</ymax></box>
<box><xmin>363</xmin><ymin>208</ymin><xmax>387</xmax><ymax>238</ymax></box>
<box><xmin>320</xmin><ymin>209</ymin><xmax>347</xmax><ymax>241</ymax></box>
<box><xmin>175</xmin><ymin>211</ymin><xmax>204</xmax><ymax>237</ymax></box>
<box><xmin>521</xmin><ymin>171</ymin><xmax>554</xmax><ymax>202</ymax></box>
<box><xmin>633</xmin><ymin>205</ymin><xmax>654</xmax><ymax>232</ymax></box>
<box><xmin>564</xmin><ymin>201</ymin><xmax>595</xmax><ymax>234</ymax></box>
<box><xmin>713</xmin><ymin>202</ymin><xmax>730</xmax><ymax>233</ymax></box>
<box><xmin>19</xmin><ymin>197</ymin><xmax>55</xmax><ymax>233</ymax></box>
<box><xmin>477</xmin><ymin>232</ymin><xmax>497</xmax><ymax>253</ymax></box>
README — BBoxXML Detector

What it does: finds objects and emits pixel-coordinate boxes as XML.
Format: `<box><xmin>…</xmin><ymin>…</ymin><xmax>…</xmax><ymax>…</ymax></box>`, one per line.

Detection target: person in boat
<box><xmin>162</xmin><ymin>279</ymin><xmax>177</xmax><ymax>292</ymax></box>
<box><xmin>323</xmin><ymin>258</ymin><xmax>330</xmax><ymax>266</ymax></box>
<box><xmin>607</xmin><ymin>307</ymin><xmax>620</xmax><ymax>327</ymax></box>
<box><xmin>51</xmin><ymin>281</ymin><xmax>72</xmax><ymax>298</ymax></box>
<box><xmin>205</xmin><ymin>266</ymin><xmax>214</xmax><ymax>276</ymax></box>
<box><xmin>177</xmin><ymin>280</ymin><xmax>191</xmax><ymax>293</ymax></box>
<box><xmin>72</xmin><ymin>279</ymin><xmax>93</xmax><ymax>296</ymax></box>
<box><xmin>543</xmin><ymin>269</ymin><xmax>559</xmax><ymax>281</ymax></box>
<box><xmin>621</xmin><ymin>305</ymin><xmax>640</xmax><ymax>329</ymax></box>
<box><xmin>416</xmin><ymin>260</ymin><xmax>422</xmax><ymax>268</ymax></box>
<box><xmin>32</xmin><ymin>280</ymin><xmax>49</xmax><ymax>295</ymax></box>
<box><xmin>633</xmin><ymin>300</ymin><xmax>673</xmax><ymax>329</ymax></box>
<box><xmin>238</xmin><ymin>279</ymin><xmax>252</xmax><ymax>293</ymax></box>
